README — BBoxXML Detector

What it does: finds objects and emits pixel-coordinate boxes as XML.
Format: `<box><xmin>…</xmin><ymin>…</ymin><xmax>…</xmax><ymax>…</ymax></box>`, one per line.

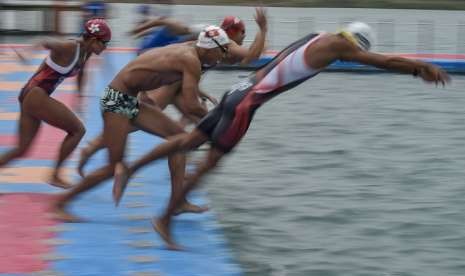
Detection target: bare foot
<box><xmin>48</xmin><ymin>175</ymin><xmax>73</xmax><ymax>189</ymax></box>
<box><xmin>173</xmin><ymin>201</ymin><xmax>209</xmax><ymax>216</ymax></box>
<box><xmin>151</xmin><ymin>218</ymin><xmax>182</xmax><ymax>250</ymax></box>
<box><xmin>50</xmin><ymin>205</ymin><xmax>83</xmax><ymax>223</ymax></box>
<box><xmin>77</xmin><ymin>148</ymin><xmax>92</xmax><ymax>178</ymax></box>
<box><xmin>113</xmin><ymin>163</ymin><xmax>130</xmax><ymax>207</ymax></box>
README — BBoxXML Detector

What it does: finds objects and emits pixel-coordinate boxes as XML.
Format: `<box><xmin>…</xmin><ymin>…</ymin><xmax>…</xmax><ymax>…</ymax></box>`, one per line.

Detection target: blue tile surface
<box><xmin>0</xmin><ymin>49</ymin><xmax>242</xmax><ymax>276</ymax></box>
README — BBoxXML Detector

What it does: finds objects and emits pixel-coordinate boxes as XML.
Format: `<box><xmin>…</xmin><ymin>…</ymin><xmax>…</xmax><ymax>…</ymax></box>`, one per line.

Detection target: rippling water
<box><xmin>199</xmin><ymin>71</ymin><xmax>465</xmax><ymax>276</ymax></box>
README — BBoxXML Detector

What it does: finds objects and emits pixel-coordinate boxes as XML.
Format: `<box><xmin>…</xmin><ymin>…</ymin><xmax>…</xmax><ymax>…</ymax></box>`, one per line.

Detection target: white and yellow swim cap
<box><xmin>196</xmin><ymin>25</ymin><xmax>230</xmax><ymax>49</ymax></box>
<box><xmin>342</xmin><ymin>21</ymin><xmax>374</xmax><ymax>51</ymax></box>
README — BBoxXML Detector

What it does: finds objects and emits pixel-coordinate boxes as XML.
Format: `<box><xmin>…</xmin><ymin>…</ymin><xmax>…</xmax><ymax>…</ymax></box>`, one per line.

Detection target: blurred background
<box><xmin>1</xmin><ymin>0</ymin><xmax>465</xmax><ymax>53</ymax></box>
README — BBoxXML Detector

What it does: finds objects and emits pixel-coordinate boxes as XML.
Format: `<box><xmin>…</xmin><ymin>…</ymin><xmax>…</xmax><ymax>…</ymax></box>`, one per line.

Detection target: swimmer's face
<box><xmin>89</xmin><ymin>37</ymin><xmax>108</xmax><ymax>55</ymax></box>
<box><xmin>229</xmin><ymin>29</ymin><xmax>245</xmax><ymax>45</ymax></box>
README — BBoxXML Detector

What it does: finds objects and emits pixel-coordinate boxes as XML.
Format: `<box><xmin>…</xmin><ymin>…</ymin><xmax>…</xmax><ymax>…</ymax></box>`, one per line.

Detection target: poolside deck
<box><xmin>0</xmin><ymin>48</ymin><xmax>241</xmax><ymax>276</ymax></box>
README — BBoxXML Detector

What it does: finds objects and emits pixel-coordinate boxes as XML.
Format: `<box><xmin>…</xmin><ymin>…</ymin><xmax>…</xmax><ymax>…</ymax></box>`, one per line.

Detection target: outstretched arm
<box><xmin>130</xmin><ymin>17</ymin><xmax>191</xmax><ymax>38</ymax></box>
<box><xmin>226</xmin><ymin>7</ymin><xmax>268</xmax><ymax>65</ymax></box>
<box><xmin>239</xmin><ymin>7</ymin><xmax>268</xmax><ymax>65</ymax></box>
<box><xmin>341</xmin><ymin>46</ymin><xmax>450</xmax><ymax>85</ymax></box>
<box><xmin>34</xmin><ymin>37</ymin><xmax>66</xmax><ymax>52</ymax></box>
<box><xmin>14</xmin><ymin>37</ymin><xmax>65</xmax><ymax>62</ymax></box>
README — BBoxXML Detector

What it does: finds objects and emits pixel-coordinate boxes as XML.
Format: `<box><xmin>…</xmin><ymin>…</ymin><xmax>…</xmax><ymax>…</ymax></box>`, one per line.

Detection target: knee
<box><xmin>177</xmin><ymin>135</ymin><xmax>198</xmax><ymax>151</ymax></box>
<box><xmin>69</xmin><ymin>123</ymin><xmax>86</xmax><ymax>138</ymax></box>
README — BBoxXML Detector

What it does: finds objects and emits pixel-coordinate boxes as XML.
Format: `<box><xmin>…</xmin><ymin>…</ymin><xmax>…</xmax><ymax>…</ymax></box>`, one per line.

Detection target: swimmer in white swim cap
<box><xmin>340</xmin><ymin>21</ymin><xmax>374</xmax><ymax>51</ymax></box>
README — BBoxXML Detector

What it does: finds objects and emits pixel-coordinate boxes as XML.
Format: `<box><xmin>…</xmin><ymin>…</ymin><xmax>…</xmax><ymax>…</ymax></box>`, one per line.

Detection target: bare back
<box><xmin>302</xmin><ymin>33</ymin><xmax>353</xmax><ymax>70</ymax></box>
<box><xmin>109</xmin><ymin>42</ymin><xmax>201</xmax><ymax>97</ymax></box>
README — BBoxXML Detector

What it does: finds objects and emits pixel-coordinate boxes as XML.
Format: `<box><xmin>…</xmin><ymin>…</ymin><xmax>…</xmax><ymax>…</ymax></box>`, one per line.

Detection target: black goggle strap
<box><xmin>354</xmin><ymin>33</ymin><xmax>370</xmax><ymax>50</ymax></box>
<box><xmin>211</xmin><ymin>38</ymin><xmax>228</xmax><ymax>53</ymax></box>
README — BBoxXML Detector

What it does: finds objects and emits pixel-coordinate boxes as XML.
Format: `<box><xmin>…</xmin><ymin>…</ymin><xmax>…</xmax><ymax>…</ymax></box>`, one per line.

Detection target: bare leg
<box><xmin>155</xmin><ymin>147</ymin><xmax>225</xmax><ymax>249</ymax></box>
<box><xmin>121</xmin><ymin>130</ymin><xmax>207</xmax><ymax>184</ymax></box>
<box><xmin>52</xmin><ymin>112</ymin><xmax>132</xmax><ymax>221</ymax></box>
<box><xmin>78</xmin><ymin>124</ymin><xmax>139</xmax><ymax>177</ymax></box>
<box><xmin>0</xmin><ymin>88</ymin><xmax>84</xmax><ymax>189</ymax></box>
<box><xmin>113</xmin><ymin>102</ymin><xmax>184</xmax><ymax>206</ymax></box>
<box><xmin>168</xmin><ymin>152</ymin><xmax>209</xmax><ymax>216</ymax></box>
<box><xmin>152</xmin><ymin>85</ymin><xmax>208</xmax><ymax>212</ymax></box>
<box><xmin>113</xmin><ymin>128</ymin><xmax>208</xmax><ymax>206</ymax></box>
<box><xmin>114</xmin><ymin>133</ymin><xmax>210</xmax><ymax>223</ymax></box>
<box><xmin>28</xmin><ymin>93</ymin><xmax>86</xmax><ymax>189</ymax></box>
<box><xmin>113</xmin><ymin>84</ymin><xmax>207</xmax><ymax>209</ymax></box>
<box><xmin>144</xmin><ymin>82</ymin><xmax>181</xmax><ymax>110</ymax></box>
<box><xmin>112</xmin><ymin>84</ymin><xmax>179</xmax><ymax>201</ymax></box>
<box><xmin>141</xmin><ymin>84</ymin><xmax>207</xmax><ymax>211</ymax></box>
<box><xmin>77</xmin><ymin>134</ymin><xmax>105</xmax><ymax>178</ymax></box>
<box><xmin>138</xmin><ymin>91</ymin><xmax>157</xmax><ymax>106</ymax></box>
<box><xmin>77</xmin><ymin>80</ymin><xmax>170</xmax><ymax>178</ymax></box>
<box><xmin>0</xmin><ymin>107</ymin><xmax>41</xmax><ymax>166</ymax></box>
<box><xmin>52</xmin><ymin>164</ymin><xmax>114</xmax><ymax>222</ymax></box>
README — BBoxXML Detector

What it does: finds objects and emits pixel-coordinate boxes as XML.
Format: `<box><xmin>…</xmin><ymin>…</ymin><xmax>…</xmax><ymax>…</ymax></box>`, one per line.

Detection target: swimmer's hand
<box><xmin>254</xmin><ymin>7</ymin><xmax>268</xmax><ymax>33</ymax></box>
<box><xmin>416</xmin><ymin>64</ymin><xmax>450</xmax><ymax>86</ymax></box>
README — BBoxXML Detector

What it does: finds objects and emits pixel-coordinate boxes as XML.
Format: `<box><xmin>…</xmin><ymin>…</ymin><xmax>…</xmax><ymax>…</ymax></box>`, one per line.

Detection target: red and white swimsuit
<box><xmin>19</xmin><ymin>43</ymin><xmax>81</xmax><ymax>102</ymax></box>
<box><xmin>197</xmin><ymin>33</ymin><xmax>325</xmax><ymax>152</ymax></box>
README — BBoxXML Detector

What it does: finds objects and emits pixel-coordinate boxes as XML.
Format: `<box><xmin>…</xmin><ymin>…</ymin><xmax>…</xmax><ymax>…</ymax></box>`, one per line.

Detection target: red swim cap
<box><xmin>84</xmin><ymin>18</ymin><xmax>111</xmax><ymax>41</ymax></box>
<box><xmin>220</xmin><ymin>16</ymin><xmax>245</xmax><ymax>36</ymax></box>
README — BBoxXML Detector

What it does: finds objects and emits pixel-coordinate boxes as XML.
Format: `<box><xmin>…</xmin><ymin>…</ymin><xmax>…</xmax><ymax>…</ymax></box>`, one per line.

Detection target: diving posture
<box><xmin>114</xmin><ymin>22</ymin><xmax>450</xmax><ymax>249</ymax></box>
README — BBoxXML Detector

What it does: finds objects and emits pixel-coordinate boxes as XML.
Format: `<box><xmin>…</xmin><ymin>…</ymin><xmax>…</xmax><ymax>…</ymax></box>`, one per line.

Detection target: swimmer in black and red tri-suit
<box><xmin>113</xmin><ymin>22</ymin><xmax>450</xmax><ymax>250</ymax></box>
<box><xmin>0</xmin><ymin>18</ymin><xmax>111</xmax><ymax>189</ymax></box>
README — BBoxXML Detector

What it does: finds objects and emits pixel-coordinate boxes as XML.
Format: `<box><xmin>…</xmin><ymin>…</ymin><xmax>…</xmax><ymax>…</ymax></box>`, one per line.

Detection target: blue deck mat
<box><xmin>0</xmin><ymin>50</ymin><xmax>242</xmax><ymax>276</ymax></box>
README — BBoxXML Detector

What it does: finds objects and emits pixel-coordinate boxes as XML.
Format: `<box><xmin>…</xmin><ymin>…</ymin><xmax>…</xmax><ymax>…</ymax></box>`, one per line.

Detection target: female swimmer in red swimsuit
<box><xmin>0</xmin><ymin>18</ymin><xmax>111</xmax><ymax>188</ymax></box>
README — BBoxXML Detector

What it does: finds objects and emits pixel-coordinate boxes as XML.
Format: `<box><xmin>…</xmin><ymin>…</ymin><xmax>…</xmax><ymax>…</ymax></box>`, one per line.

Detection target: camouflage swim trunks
<box><xmin>100</xmin><ymin>86</ymin><xmax>139</xmax><ymax>119</ymax></box>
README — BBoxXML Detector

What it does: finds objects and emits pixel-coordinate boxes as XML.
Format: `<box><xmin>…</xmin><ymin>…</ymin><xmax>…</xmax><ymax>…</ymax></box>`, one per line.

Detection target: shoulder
<box><xmin>62</xmin><ymin>40</ymin><xmax>80</xmax><ymax>52</ymax></box>
<box><xmin>324</xmin><ymin>33</ymin><xmax>355</xmax><ymax>51</ymax></box>
<box><xmin>323</xmin><ymin>33</ymin><xmax>361</xmax><ymax>61</ymax></box>
<box><xmin>179</xmin><ymin>45</ymin><xmax>200</xmax><ymax>62</ymax></box>
<box><xmin>43</xmin><ymin>38</ymin><xmax>78</xmax><ymax>57</ymax></box>
<box><xmin>168</xmin><ymin>45</ymin><xmax>201</xmax><ymax>71</ymax></box>
<box><xmin>228</xmin><ymin>40</ymin><xmax>244</xmax><ymax>55</ymax></box>
<box><xmin>224</xmin><ymin>40</ymin><xmax>247</xmax><ymax>63</ymax></box>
